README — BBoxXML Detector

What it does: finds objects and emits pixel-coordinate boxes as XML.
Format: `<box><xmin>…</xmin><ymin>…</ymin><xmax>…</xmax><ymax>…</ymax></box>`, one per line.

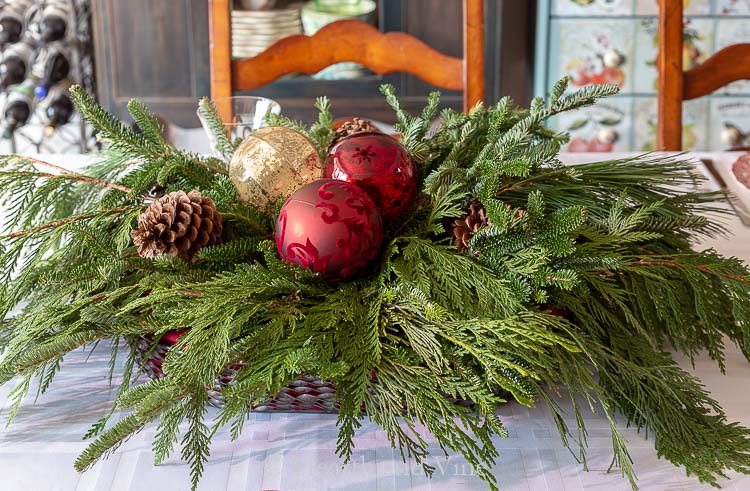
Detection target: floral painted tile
<box><xmin>633</xmin><ymin>17</ymin><xmax>713</xmax><ymax>94</ymax></box>
<box><xmin>715</xmin><ymin>20</ymin><xmax>750</xmax><ymax>94</ymax></box>
<box><xmin>633</xmin><ymin>97</ymin><xmax>709</xmax><ymax>151</ymax></box>
<box><xmin>555</xmin><ymin>98</ymin><xmax>633</xmax><ymax>153</ymax></box>
<box><xmin>635</xmin><ymin>0</ymin><xmax>711</xmax><ymax>15</ymax></box>
<box><xmin>717</xmin><ymin>0</ymin><xmax>750</xmax><ymax>15</ymax></box>
<box><xmin>709</xmin><ymin>98</ymin><xmax>750</xmax><ymax>150</ymax></box>
<box><xmin>553</xmin><ymin>0</ymin><xmax>633</xmax><ymax>16</ymax></box>
<box><xmin>550</xmin><ymin>19</ymin><xmax>635</xmax><ymax>94</ymax></box>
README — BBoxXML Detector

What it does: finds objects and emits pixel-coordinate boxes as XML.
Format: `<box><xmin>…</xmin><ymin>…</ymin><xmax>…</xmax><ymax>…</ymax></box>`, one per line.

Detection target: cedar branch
<box><xmin>633</xmin><ymin>257</ymin><xmax>750</xmax><ymax>286</ymax></box>
<box><xmin>2</xmin><ymin>206</ymin><xmax>143</xmax><ymax>239</ymax></box>
<box><xmin>10</xmin><ymin>155</ymin><xmax>133</xmax><ymax>194</ymax></box>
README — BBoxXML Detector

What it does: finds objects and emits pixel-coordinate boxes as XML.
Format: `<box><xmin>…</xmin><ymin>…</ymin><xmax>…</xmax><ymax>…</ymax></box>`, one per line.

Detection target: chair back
<box><xmin>657</xmin><ymin>0</ymin><xmax>750</xmax><ymax>150</ymax></box>
<box><xmin>208</xmin><ymin>0</ymin><xmax>485</xmax><ymax>121</ymax></box>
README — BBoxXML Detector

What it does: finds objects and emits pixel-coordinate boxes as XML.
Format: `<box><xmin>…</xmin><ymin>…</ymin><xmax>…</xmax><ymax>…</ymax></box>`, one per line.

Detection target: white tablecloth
<box><xmin>2</xmin><ymin>153</ymin><xmax>750</xmax><ymax>491</ymax></box>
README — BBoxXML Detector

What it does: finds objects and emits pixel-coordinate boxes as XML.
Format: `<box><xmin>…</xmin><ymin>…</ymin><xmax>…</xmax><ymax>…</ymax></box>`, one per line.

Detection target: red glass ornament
<box><xmin>275</xmin><ymin>179</ymin><xmax>384</xmax><ymax>282</ymax></box>
<box><xmin>324</xmin><ymin>132</ymin><xmax>417</xmax><ymax>221</ymax></box>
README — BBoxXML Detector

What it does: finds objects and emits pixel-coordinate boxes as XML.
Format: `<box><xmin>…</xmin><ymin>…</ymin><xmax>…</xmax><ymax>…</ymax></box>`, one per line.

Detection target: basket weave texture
<box><xmin>135</xmin><ymin>333</ymin><xmax>484</xmax><ymax>412</ymax></box>
<box><xmin>135</xmin><ymin>335</ymin><xmax>340</xmax><ymax>411</ymax></box>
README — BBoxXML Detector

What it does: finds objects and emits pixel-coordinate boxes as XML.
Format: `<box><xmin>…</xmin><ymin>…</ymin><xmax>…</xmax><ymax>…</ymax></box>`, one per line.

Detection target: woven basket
<box><xmin>135</xmin><ymin>334</ymin><xmax>340</xmax><ymax>411</ymax></box>
<box><xmin>135</xmin><ymin>331</ymin><xmax>485</xmax><ymax>412</ymax></box>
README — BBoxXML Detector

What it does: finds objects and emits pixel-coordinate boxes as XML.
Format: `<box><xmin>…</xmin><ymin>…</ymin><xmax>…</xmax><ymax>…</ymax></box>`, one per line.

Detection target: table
<box><xmin>1</xmin><ymin>153</ymin><xmax>750</xmax><ymax>491</ymax></box>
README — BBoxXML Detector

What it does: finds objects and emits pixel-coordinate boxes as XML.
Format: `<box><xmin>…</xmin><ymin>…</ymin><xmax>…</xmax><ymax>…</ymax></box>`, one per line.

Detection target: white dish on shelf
<box><xmin>232</xmin><ymin>16</ymin><xmax>300</xmax><ymax>25</ymax></box>
<box><xmin>232</xmin><ymin>33</ymin><xmax>297</xmax><ymax>43</ymax></box>
<box><xmin>232</xmin><ymin>22</ymin><xmax>301</xmax><ymax>31</ymax></box>
<box><xmin>232</xmin><ymin>10</ymin><xmax>300</xmax><ymax>20</ymax></box>
<box><xmin>231</xmin><ymin>5</ymin><xmax>303</xmax><ymax>59</ymax></box>
<box><xmin>236</xmin><ymin>0</ymin><xmax>277</xmax><ymax>10</ymax></box>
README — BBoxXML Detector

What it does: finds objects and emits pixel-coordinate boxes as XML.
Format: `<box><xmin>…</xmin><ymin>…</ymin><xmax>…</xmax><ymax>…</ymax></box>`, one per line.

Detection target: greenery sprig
<box><xmin>1</xmin><ymin>80</ymin><xmax>750</xmax><ymax>491</ymax></box>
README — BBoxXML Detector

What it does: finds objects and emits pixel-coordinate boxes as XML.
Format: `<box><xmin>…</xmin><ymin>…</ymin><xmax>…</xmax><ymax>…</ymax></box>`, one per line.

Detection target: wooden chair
<box><xmin>208</xmin><ymin>0</ymin><xmax>485</xmax><ymax>122</ymax></box>
<box><xmin>657</xmin><ymin>0</ymin><xmax>750</xmax><ymax>150</ymax></box>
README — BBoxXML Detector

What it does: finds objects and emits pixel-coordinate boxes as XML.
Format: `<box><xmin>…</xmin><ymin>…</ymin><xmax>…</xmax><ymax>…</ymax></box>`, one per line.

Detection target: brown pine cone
<box><xmin>132</xmin><ymin>190</ymin><xmax>223</xmax><ymax>262</ymax></box>
<box><xmin>452</xmin><ymin>201</ymin><xmax>490</xmax><ymax>252</ymax></box>
<box><xmin>331</xmin><ymin>117</ymin><xmax>380</xmax><ymax>146</ymax></box>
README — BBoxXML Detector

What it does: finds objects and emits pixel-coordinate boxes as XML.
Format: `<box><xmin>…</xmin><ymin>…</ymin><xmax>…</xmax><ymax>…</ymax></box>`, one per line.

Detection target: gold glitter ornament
<box><xmin>228</xmin><ymin>126</ymin><xmax>323</xmax><ymax>212</ymax></box>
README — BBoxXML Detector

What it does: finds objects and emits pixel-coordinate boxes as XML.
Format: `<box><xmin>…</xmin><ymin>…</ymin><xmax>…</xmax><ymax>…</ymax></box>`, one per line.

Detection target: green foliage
<box><xmin>197</xmin><ymin>97</ymin><xmax>236</xmax><ymax>160</ymax></box>
<box><xmin>1</xmin><ymin>80</ymin><xmax>750</xmax><ymax>491</ymax></box>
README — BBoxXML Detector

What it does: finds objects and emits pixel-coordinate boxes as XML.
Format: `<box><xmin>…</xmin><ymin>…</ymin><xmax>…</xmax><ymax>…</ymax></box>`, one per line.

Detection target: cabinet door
<box><xmin>717</xmin><ymin>0</ymin><xmax>750</xmax><ymax>15</ymax></box>
<box><xmin>633</xmin><ymin>17</ymin><xmax>714</xmax><ymax>95</ymax></box>
<box><xmin>633</xmin><ymin>97</ymin><xmax>709</xmax><ymax>151</ymax></box>
<box><xmin>557</xmin><ymin>98</ymin><xmax>633</xmax><ymax>153</ymax></box>
<box><xmin>552</xmin><ymin>0</ymin><xmax>633</xmax><ymax>16</ymax></box>
<box><xmin>635</xmin><ymin>0</ymin><xmax>711</xmax><ymax>15</ymax></box>
<box><xmin>715</xmin><ymin>19</ymin><xmax>750</xmax><ymax>94</ymax></box>
<box><xmin>549</xmin><ymin>18</ymin><xmax>635</xmax><ymax>94</ymax></box>
<box><xmin>710</xmin><ymin>98</ymin><xmax>750</xmax><ymax>150</ymax></box>
<box><xmin>92</xmin><ymin>0</ymin><xmax>210</xmax><ymax>127</ymax></box>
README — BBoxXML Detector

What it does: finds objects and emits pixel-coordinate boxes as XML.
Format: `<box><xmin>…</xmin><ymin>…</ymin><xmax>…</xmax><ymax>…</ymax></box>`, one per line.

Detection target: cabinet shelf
<box><xmin>93</xmin><ymin>0</ymin><xmax>531</xmax><ymax>128</ymax></box>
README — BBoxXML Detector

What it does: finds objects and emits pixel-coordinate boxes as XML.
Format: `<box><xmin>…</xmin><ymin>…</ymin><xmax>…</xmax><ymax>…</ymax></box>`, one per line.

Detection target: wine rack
<box><xmin>0</xmin><ymin>0</ymin><xmax>97</xmax><ymax>154</ymax></box>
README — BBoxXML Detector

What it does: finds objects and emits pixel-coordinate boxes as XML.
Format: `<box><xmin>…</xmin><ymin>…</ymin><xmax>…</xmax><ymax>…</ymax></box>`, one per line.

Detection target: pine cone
<box><xmin>132</xmin><ymin>190</ymin><xmax>223</xmax><ymax>262</ymax></box>
<box><xmin>331</xmin><ymin>117</ymin><xmax>380</xmax><ymax>146</ymax></box>
<box><xmin>452</xmin><ymin>201</ymin><xmax>489</xmax><ymax>252</ymax></box>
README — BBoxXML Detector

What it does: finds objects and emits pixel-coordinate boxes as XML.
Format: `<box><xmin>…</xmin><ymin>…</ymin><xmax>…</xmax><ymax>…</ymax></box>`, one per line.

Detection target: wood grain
<box><xmin>208</xmin><ymin>0</ymin><xmax>487</xmax><ymax>119</ymax></box>
<box><xmin>658</xmin><ymin>1</ymin><xmax>750</xmax><ymax>150</ymax></box>
<box><xmin>92</xmin><ymin>0</ymin><xmax>211</xmax><ymax>127</ymax></box>
<box><xmin>208</xmin><ymin>0</ymin><xmax>233</xmax><ymax>122</ymax></box>
<box><xmin>463</xmin><ymin>0</ymin><xmax>485</xmax><ymax>111</ymax></box>
<box><xmin>231</xmin><ymin>20</ymin><xmax>464</xmax><ymax>92</ymax></box>
<box><xmin>657</xmin><ymin>0</ymin><xmax>684</xmax><ymax>151</ymax></box>
<box><xmin>684</xmin><ymin>44</ymin><xmax>750</xmax><ymax>100</ymax></box>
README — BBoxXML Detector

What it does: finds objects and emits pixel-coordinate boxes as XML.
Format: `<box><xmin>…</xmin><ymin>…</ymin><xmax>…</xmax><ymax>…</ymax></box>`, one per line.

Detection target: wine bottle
<box><xmin>32</xmin><ymin>44</ymin><xmax>70</xmax><ymax>98</ymax></box>
<box><xmin>0</xmin><ymin>0</ymin><xmax>35</xmax><ymax>46</ymax></box>
<box><xmin>41</xmin><ymin>79</ymin><xmax>74</xmax><ymax>129</ymax></box>
<box><xmin>38</xmin><ymin>0</ymin><xmax>70</xmax><ymax>44</ymax></box>
<box><xmin>0</xmin><ymin>39</ymin><xmax>36</xmax><ymax>89</ymax></box>
<box><xmin>3</xmin><ymin>78</ymin><xmax>36</xmax><ymax>133</ymax></box>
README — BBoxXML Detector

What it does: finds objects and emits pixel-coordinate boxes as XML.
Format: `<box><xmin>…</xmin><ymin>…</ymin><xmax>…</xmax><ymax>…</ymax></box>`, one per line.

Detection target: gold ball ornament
<box><xmin>229</xmin><ymin>126</ymin><xmax>323</xmax><ymax>212</ymax></box>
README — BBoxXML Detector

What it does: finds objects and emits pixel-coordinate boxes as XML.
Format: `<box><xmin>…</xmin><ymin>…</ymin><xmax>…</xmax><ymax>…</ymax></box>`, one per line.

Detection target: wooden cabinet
<box><xmin>92</xmin><ymin>0</ymin><xmax>534</xmax><ymax>127</ymax></box>
<box><xmin>92</xmin><ymin>0</ymin><xmax>211</xmax><ymax>127</ymax></box>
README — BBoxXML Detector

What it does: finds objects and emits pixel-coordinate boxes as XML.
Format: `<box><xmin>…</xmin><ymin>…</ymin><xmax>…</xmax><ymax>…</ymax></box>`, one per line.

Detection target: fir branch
<box><xmin>1</xmin><ymin>78</ymin><xmax>749</xmax><ymax>491</ymax></box>
<box><xmin>197</xmin><ymin>97</ymin><xmax>235</xmax><ymax>160</ymax></box>
<box><xmin>127</xmin><ymin>99</ymin><xmax>167</xmax><ymax>147</ymax></box>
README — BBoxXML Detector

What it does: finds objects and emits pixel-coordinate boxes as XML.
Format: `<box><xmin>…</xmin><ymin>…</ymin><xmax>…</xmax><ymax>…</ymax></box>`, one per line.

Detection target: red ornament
<box><xmin>275</xmin><ymin>179</ymin><xmax>384</xmax><ymax>282</ymax></box>
<box><xmin>324</xmin><ymin>132</ymin><xmax>417</xmax><ymax>221</ymax></box>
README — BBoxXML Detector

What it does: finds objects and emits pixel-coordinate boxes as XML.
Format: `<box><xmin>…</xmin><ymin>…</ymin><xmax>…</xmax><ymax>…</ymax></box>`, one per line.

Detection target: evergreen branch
<box><xmin>127</xmin><ymin>99</ymin><xmax>167</xmax><ymax>147</ymax></box>
<box><xmin>197</xmin><ymin>97</ymin><xmax>235</xmax><ymax>160</ymax></box>
<box><xmin>70</xmin><ymin>85</ymin><xmax>226</xmax><ymax>176</ymax></box>
<box><xmin>1</xmin><ymin>206</ymin><xmax>142</xmax><ymax>239</ymax></box>
<box><xmin>2</xmin><ymin>155</ymin><xmax>133</xmax><ymax>194</ymax></box>
<box><xmin>0</xmin><ymin>78</ymin><xmax>747</xmax><ymax>491</ymax></box>
<box><xmin>630</xmin><ymin>255</ymin><xmax>750</xmax><ymax>286</ymax></box>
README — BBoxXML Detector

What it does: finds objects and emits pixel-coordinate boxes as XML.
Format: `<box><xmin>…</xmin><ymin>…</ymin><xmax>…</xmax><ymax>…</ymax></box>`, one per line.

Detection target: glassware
<box><xmin>197</xmin><ymin>95</ymin><xmax>281</xmax><ymax>156</ymax></box>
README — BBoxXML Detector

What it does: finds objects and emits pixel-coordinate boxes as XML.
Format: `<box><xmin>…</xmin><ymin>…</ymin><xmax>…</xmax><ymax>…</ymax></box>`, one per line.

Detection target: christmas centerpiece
<box><xmin>2</xmin><ymin>79</ymin><xmax>750</xmax><ymax>491</ymax></box>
